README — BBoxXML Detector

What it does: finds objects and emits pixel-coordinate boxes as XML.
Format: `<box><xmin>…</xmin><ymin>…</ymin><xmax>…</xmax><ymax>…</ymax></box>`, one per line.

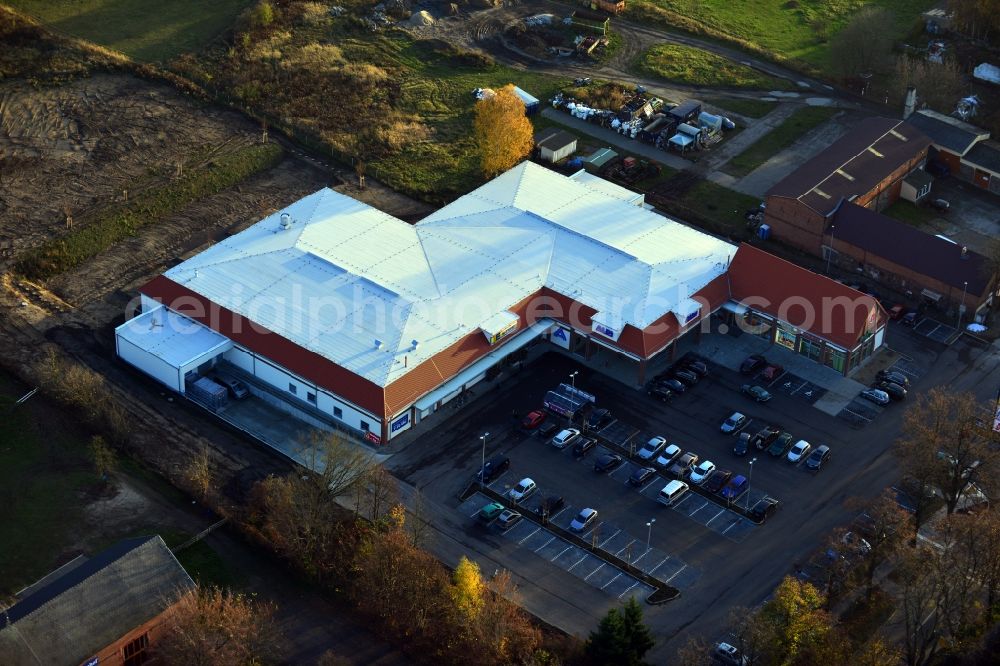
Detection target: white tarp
<box><xmin>974</xmin><ymin>63</ymin><xmax>1000</xmax><ymax>84</ymax></box>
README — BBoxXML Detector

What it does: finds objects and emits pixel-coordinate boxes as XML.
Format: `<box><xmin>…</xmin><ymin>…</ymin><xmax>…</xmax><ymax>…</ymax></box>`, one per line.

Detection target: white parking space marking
<box><xmin>599</xmin><ymin>529</ymin><xmax>621</xmax><ymax>547</ymax></box>
<box><xmin>640</xmin><ymin>478</ymin><xmax>660</xmax><ymax>494</ymax></box>
<box><xmin>631</xmin><ymin>548</ymin><xmax>651</xmax><ymax>565</ymax></box>
<box><xmin>567</xmin><ymin>554</ymin><xmax>590</xmax><ymax>571</ymax></box>
<box><xmin>687</xmin><ymin>500</ymin><xmax>709</xmax><ymax>517</ymax></box>
<box><xmin>666</xmin><ymin>564</ymin><xmax>687</xmax><ymax>582</ymax></box>
<box><xmin>584</xmin><ymin>564</ymin><xmax>607</xmax><ymax>581</ymax></box>
<box><xmin>551</xmin><ymin>546</ymin><xmax>573</xmax><ymax>562</ymax></box>
<box><xmin>721</xmin><ymin>520</ymin><xmax>739</xmax><ymax>535</ymax></box>
<box><xmin>614</xmin><ymin>539</ymin><xmax>637</xmax><ymax>556</ymax></box>
<box><xmin>550</xmin><ymin>507</ymin><xmax>569</xmax><ymax>520</ymax></box>
<box><xmin>704</xmin><ymin>508</ymin><xmax>726</xmax><ymax>526</ymax></box>
<box><xmin>518</xmin><ymin>527</ymin><xmax>540</xmax><ymax>544</ymax></box>
<box><xmin>601</xmin><ymin>572</ymin><xmax>623</xmax><ymax>589</ymax></box>
<box><xmin>648</xmin><ymin>557</ymin><xmax>671</xmax><ymax>576</ymax></box>
<box><xmin>618</xmin><ymin>581</ymin><xmax>639</xmax><ymax>598</ymax></box>
<box><xmin>534</xmin><ymin>536</ymin><xmax>556</xmax><ymax>552</ymax></box>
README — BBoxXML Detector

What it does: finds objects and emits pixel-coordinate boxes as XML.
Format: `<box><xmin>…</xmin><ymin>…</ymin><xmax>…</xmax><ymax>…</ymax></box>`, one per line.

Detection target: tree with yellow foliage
<box><xmin>474</xmin><ymin>85</ymin><xmax>534</xmax><ymax>178</ymax></box>
<box><xmin>452</xmin><ymin>556</ymin><xmax>486</xmax><ymax>621</ymax></box>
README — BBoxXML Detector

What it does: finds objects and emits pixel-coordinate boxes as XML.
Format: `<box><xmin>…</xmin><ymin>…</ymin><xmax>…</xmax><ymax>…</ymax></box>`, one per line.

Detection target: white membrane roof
<box><xmin>162</xmin><ymin>162</ymin><xmax>734</xmax><ymax>386</ymax></box>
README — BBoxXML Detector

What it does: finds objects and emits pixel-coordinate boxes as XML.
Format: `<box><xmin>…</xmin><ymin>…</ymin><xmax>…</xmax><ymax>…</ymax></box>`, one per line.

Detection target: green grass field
<box><xmin>703</xmin><ymin>97</ymin><xmax>779</xmax><ymax>119</ymax></box>
<box><xmin>634</xmin><ymin>44</ymin><xmax>793</xmax><ymax>90</ymax></box>
<box><xmin>5</xmin><ymin>0</ymin><xmax>253</xmax><ymax>61</ymax></box>
<box><xmin>0</xmin><ymin>375</ymin><xmax>99</xmax><ymax>595</ymax></box>
<box><xmin>724</xmin><ymin>105</ymin><xmax>839</xmax><ymax>177</ymax></box>
<box><xmin>627</xmin><ymin>0</ymin><xmax>936</xmax><ymax>72</ymax></box>
<box><xmin>881</xmin><ymin>199</ymin><xmax>941</xmax><ymax>229</ymax></box>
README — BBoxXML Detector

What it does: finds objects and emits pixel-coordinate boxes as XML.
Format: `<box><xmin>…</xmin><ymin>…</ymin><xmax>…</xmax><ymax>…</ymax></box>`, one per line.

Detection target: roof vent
<box><xmin>279</xmin><ymin>213</ymin><xmax>292</xmax><ymax>230</ymax></box>
<box><xmin>374</xmin><ymin>339</ymin><xmax>383</xmax><ymax>350</ymax></box>
<box><xmin>961</xmin><ymin>246</ymin><xmax>968</xmax><ymax>259</ymax></box>
<box><xmin>411</xmin><ymin>339</ymin><xmax>419</xmax><ymax>351</ymax></box>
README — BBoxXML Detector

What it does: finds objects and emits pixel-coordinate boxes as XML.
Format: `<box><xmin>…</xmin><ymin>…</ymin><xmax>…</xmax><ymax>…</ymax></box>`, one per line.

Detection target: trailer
<box><xmin>512</xmin><ymin>86</ymin><xmax>540</xmax><ymax>115</ymax></box>
<box><xmin>637</xmin><ymin>113</ymin><xmax>667</xmax><ymax>143</ymax></box>
<box><xmin>669</xmin><ymin>99</ymin><xmax>703</xmax><ymax>125</ymax></box>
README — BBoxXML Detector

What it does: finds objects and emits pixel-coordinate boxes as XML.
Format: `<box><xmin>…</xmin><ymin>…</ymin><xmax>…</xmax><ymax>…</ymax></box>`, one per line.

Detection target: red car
<box><xmin>761</xmin><ymin>364</ymin><xmax>784</xmax><ymax>381</ymax></box>
<box><xmin>521</xmin><ymin>410</ymin><xmax>547</xmax><ymax>430</ymax></box>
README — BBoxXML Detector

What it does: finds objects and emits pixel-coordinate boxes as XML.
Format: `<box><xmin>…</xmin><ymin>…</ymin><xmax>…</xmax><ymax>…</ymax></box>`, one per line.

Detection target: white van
<box><xmin>658</xmin><ymin>480</ymin><xmax>689</xmax><ymax>506</ymax></box>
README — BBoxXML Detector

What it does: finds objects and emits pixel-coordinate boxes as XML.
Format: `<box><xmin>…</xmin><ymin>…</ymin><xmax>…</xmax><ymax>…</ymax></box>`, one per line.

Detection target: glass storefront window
<box><xmin>799</xmin><ymin>338</ymin><xmax>822</xmax><ymax>362</ymax></box>
<box><xmin>775</xmin><ymin>327</ymin><xmax>796</xmax><ymax>350</ymax></box>
<box><xmin>823</xmin><ymin>347</ymin><xmax>846</xmax><ymax>373</ymax></box>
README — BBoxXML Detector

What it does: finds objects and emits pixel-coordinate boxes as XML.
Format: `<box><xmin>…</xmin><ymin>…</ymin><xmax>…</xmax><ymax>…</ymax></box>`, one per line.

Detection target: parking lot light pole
<box><xmin>746</xmin><ymin>457</ymin><xmax>757</xmax><ymax>509</ymax></box>
<box><xmin>646</xmin><ymin>518</ymin><xmax>656</xmax><ymax>552</ymax></box>
<box><xmin>958</xmin><ymin>280</ymin><xmax>968</xmax><ymax>328</ymax></box>
<box><xmin>569</xmin><ymin>371</ymin><xmax>579</xmax><ymax>389</ymax></box>
<box><xmin>479</xmin><ymin>432</ymin><xmax>489</xmax><ymax>488</ymax></box>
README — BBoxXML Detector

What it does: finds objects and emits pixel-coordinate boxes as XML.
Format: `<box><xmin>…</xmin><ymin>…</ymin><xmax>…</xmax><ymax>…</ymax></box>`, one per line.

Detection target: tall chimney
<box><xmin>903</xmin><ymin>86</ymin><xmax>917</xmax><ymax>119</ymax></box>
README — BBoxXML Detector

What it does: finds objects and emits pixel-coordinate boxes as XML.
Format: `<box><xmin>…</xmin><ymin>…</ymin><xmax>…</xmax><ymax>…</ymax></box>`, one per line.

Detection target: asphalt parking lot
<box><xmin>836</xmin><ymin>355</ymin><xmax>927</xmax><ymax>427</ymax></box>
<box><xmin>388</xmin><ymin>350</ymin><xmax>914</xmax><ymax>660</ymax></box>
<box><xmin>912</xmin><ymin>316</ymin><xmax>958</xmax><ymax>343</ymax></box>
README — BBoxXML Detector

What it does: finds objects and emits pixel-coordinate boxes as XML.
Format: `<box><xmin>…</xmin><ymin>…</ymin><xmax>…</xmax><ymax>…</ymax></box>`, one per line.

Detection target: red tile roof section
<box><xmin>727</xmin><ymin>244</ymin><xmax>885</xmax><ymax>349</ymax></box>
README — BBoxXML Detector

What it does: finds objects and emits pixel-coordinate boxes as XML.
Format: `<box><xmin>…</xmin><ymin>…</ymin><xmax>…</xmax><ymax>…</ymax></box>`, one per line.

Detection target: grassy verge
<box><xmin>633</xmin><ymin>43</ymin><xmax>792</xmax><ymax>90</ymax></box>
<box><xmin>17</xmin><ymin>143</ymin><xmax>283</xmax><ymax>280</ymax></box>
<box><xmin>674</xmin><ymin>180</ymin><xmax>761</xmax><ymax>235</ymax></box>
<box><xmin>723</xmin><ymin>106</ymin><xmax>839</xmax><ymax>177</ymax></box>
<box><xmin>881</xmin><ymin>200</ymin><xmax>940</xmax><ymax>228</ymax></box>
<box><xmin>4</xmin><ymin>0</ymin><xmax>253</xmax><ymax>61</ymax></box>
<box><xmin>0</xmin><ymin>375</ymin><xmax>98</xmax><ymax>595</ymax></box>
<box><xmin>625</xmin><ymin>0</ymin><xmax>937</xmax><ymax>75</ymax></box>
<box><xmin>703</xmin><ymin>96</ymin><xmax>779</xmax><ymax>119</ymax></box>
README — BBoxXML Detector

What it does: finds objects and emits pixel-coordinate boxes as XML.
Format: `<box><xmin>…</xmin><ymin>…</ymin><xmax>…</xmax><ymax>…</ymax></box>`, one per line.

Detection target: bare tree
<box><xmin>890</xmin><ymin>56</ymin><xmax>966</xmax><ymax>115</ymax></box>
<box><xmin>829</xmin><ymin>7</ymin><xmax>896</xmax><ymax>77</ymax></box>
<box><xmin>155</xmin><ymin>586</ymin><xmax>282</xmax><ymax>666</ymax></box>
<box><xmin>725</xmin><ymin>605</ymin><xmax>770</xmax><ymax>666</ymax></box>
<box><xmin>88</xmin><ymin>435</ymin><xmax>117</xmax><ymax>483</ymax></box>
<box><xmin>898</xmin><ymin>550</ymin><xmax>944</xmax><ymax>666</ymax></box>
<box><xmin>894</xmin><ymin>389</ymin><xmax>996</xmax><ymax>517</ymax></box>
<box><xmin>673</xmin><ymin>634</ymin><xmax>715</xmax><ymax>665</ymax></box>
<box><xmin>297</xmin><ymin>430</ymin><xmax>378</xmax><ymax>497</ymax></box>
<box><xmin>185</xmin><ymin>447</ymin><xmax>213</xmax><ymax>503</ymax></box>
<box><xmin>848</xmin><ymin>490</ymin><xmax>912</xmax><ymax>600</ymax></box>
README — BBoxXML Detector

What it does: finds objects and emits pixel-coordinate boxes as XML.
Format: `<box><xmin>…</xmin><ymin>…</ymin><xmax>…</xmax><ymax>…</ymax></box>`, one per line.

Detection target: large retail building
<box><xmin>116</xmin><ymin>162</ymin><xmax>886</xmax><ymax>444</ymax></box>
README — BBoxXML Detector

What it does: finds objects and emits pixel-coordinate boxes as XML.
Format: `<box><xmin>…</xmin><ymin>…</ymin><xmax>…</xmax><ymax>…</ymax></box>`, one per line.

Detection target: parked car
<box><xmin>714</xmin><ymin>641</ymin><xmax>748</xmax><ymax>666</ymax></box>
<box><xmin>637</xmin><ymin>436</ymin><xmax>667</xmax><ymax>461</ymax></box>
<box><xmin>587</xmin><ymin>408</ymin><xmax>613</xmax><ymax>430</ymax></box>
<box><xmin>672</xmin><ymin>369</ymin><xmax>699</xmax><ymax>387</ymax></box>
<box><xmin>761</xmin><ymin>364</ymin><xmax>784</xmax><ymax>381</ymax></box>
<box><xmin>669</xmin><ymin>452</ymin><xmax>698</xmax><ymax>478</ymax></box>
<box><xmin>787</xmin><ymin>440</ymin><xmax>811</xmax><ymax>463</ymax></box>
<box><xmin>721</xmin><ymin>412</ymin><xmax>748</xmax><ymax>434</ymax></box>
<box><xmin>689</xmin><ymin>460</ymin><xmax>716</xmax><ymax>485</ymax></box>
<box><xmin>648</xmin><ymin>385</ymin><xmax>673</xmax><ymax>402</ymax></box>
<box><xmin>752</xmin><ymin>425</ymin><xmax>781</xmax><ymax>450</ymax></box>
<box><xmin>877</xmin><ymin>369</ymin><xmax>910</xmax><ymax>387</ymax></box>
<box><xmin>594</xmin><ymin>453</ymin><xmax>624</xmax><ymax>473</ymax></box>
<box><xmin>537</xmin><ymin>422</ymin><xmax>559</xmax><ymax>439</ymax></box>
<box><xmin>535</xmin><ymin>495</ymin><xmax>565</xmax><ymax>520</ymax></box>
<box><xmin>901</xmin><ymin>311</ymin><xmax>919</xmax><ymax>326</ymax></box>
<box><xmin>722</xmin><ymin>432</ymin><xmax>745</xmax><ymax>459</ymax></box>
<box><xmin>628</xmin><ymin>466</ymin><xmax>657</xmax><ymax>487</ymax></box>
<box><xmin>767</xmin><ymin>432</ymin><xmax>794</xmax><ymax>457</ymax></box>
<box><xmin>878</xmin><ymin>381</ymin><xmax>908</xmax><ymax>401</ymax></box>
<box><xmin>572</xmin><ymin>437</ymin><xmax>597</xmax><ymax>458</ymax></box>
<box><xmin>703</xmin><ymin>469</ymin><xmax>732</xmax><ymax>493</ymax></box>
<box><xmin>550</xmin><ymin>428</ymin><xmax>581</xmax><ymax>449</ymax></box>
<box><xmin>741</xmin><ymin>384</ymin><xmax>772</xmax><ymax>403</ymax></box>
<box><xmin>740</xmin><ymin>354</ymin><xmax>767</xmax><ymax>374</ymax></box>
<box><xmin>570</xmin><ymin>508</ymin><xmax>598</xmax><ymax>532</ymax></box>
<box><xmin>477</xmin><ymin>502</ymin><xmax>505</xmax><ymax>524</ymax></box>
<box><xmin>749</xmin><ymin>497</ymin><xmax>780</xmax><ymax>523</ymax></box>
<box><xmin>842</xmin><ymin>530</ymin><xmax>872</xmax><ymax>555</ymax></box>
<box><xmin>520</xmin><ymin>409</ymin><xmax>547</xmax><ymax>430</ymax></box>
<box><xmin>508</xmin><ymin>478</ymin><xmax>537</xmax><ymax>503</ymax></box>
<box><xmin>805</xmin><ymin>444</ymin><xmax>832</xmax><ymax>471</ymax></box>
<box><xmin>683</xmin><ymin>359</ymin><xmax>709</xmax><ymax>377</ymax></box>
<box><xmin>497</xmin><ymin>509</ymin><xmax>522</xmax><ymax>530</ymax></box>
<box><xmin>720</xmin><ymin>474</ymin><xmax>749</xmax><ymax>500</ymax></box>
<box><xmin>930</xmin><ymin>197</ymin><xmax>950</xmax><ymax>213</ymax></box>
<box><xmin>215</xmin><ymin>374</ymin><xmax>249</xmax><ymax>399</ymax></box>
<box><xmin>476</xmin><ymin>454</ymin><xmax>510</xmax><ymax>484</ymax></box>
<box><xmin>654</xmin><ymin>443</ymin><xmax>682</xmax><ymax>468</ymax></box>
<box><xmin>860</xmin><ymin>388</ymin><xmax>890</xmax><ymax>406</ymax></box>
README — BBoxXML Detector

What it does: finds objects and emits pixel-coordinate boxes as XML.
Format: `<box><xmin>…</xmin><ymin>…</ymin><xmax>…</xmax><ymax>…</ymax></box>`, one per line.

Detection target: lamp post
<box><xmin>646</xmin><ymin>518</ymin><xmax>656</xmax><ymax>552</ymax></box>
<box><xmin>825</xmin><ymin>224</ymin><xmax>835</xmax><ymax>275</ymax></box>
<box><xmin>479</xmin><ymin>432</ymin><xmax>490</xmax><ymax>488</ymax></box>
<box><xmin>957</xmin><ymin>280</ymin><xmax>968</xmax><ymax>328</ymax></box>
<box><xmin>746</xmin><ymin>457</ymin><xmax>757</xmax><ymax>509</ymax></box>
<box><xmin>569</xmin><ymin>370</ymin><xmax>579</xmax><ymax>389</ymax></box>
